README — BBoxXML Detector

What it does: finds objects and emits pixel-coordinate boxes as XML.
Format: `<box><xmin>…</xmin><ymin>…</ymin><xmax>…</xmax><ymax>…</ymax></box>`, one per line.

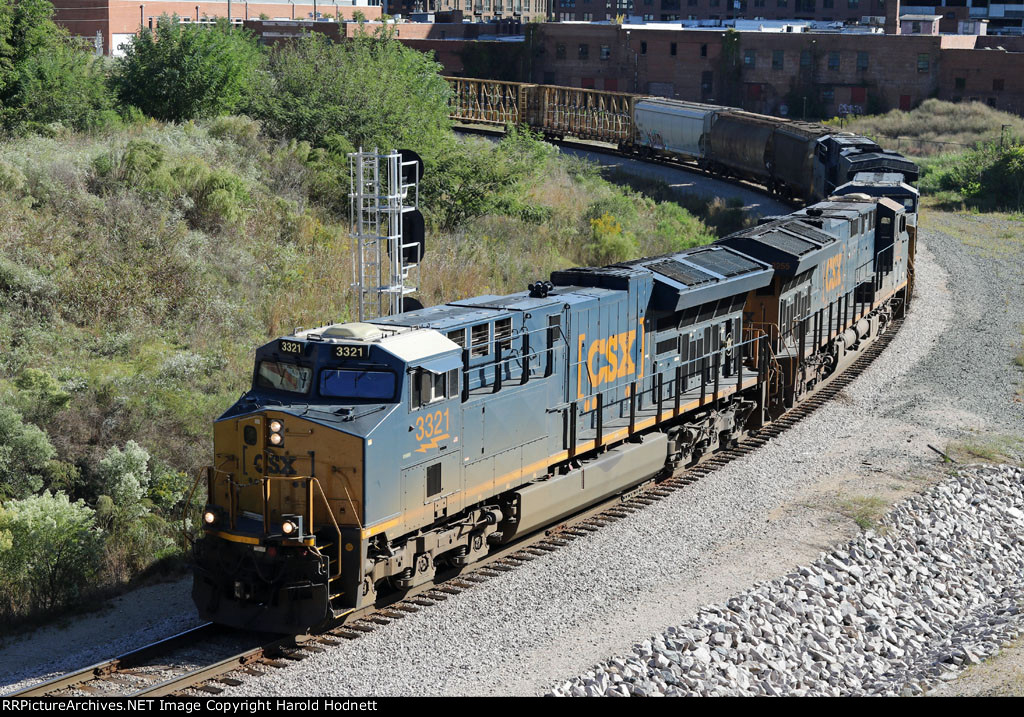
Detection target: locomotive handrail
<box><xmin>569</xmin><ymin>332</ymin><xmax>765</xmax><ymax>421</ymax></box>
<box><xmin>462</xmin><ymin>321</ymin><xmax>569</xmax><ymax>396</ymax></box>
<box><xmin>311</xmin><ymin>477</ymin><xmax>344</xmax><ymax>582</ymax></box>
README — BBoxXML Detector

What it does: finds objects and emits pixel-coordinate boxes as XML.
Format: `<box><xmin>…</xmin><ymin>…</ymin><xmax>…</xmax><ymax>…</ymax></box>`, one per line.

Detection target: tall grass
<box><xmin>829</xmin><ymin>99</ymin><xmax>1024</xmax><ymax>157</ymax></box>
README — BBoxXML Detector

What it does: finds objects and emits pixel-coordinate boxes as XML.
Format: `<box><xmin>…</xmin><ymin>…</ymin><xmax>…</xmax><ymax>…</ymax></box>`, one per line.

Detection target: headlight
<box><xmin>280</xmin><ymin>514</ymin><xmax>304</xmax><ymax>539</ymax></box>
<box><xmin>269</xmin><ymin>419</ymin><xmax>284</xmax><ymax>446</ymax></box>
<box><xmin>202</xmin><ymin>505</ymin><xmax>222</xmax><ymax>527</ymax></box>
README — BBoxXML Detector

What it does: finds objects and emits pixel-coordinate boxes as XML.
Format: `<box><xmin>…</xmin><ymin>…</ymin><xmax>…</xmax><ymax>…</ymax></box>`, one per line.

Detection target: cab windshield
<box><xmin>320</xmin><ymin>369</ymin><xmax>396</xmax><ymax>401</ymax></box>
<box><xmin>256</xmin><ymin>361</ymin><xmax>313</xmax><ymax>394</ymax></box>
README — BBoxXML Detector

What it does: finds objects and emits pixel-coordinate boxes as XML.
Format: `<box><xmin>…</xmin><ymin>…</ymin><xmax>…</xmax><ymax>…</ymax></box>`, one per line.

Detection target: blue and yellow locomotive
<box><xmin>192</xmin><ymin>178</ymin><xmax>917</xmax><ymax>634</ymax></box>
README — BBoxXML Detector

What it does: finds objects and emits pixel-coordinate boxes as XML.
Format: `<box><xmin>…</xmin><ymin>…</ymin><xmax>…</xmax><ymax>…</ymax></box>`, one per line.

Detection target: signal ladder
<box><xmin>348</xmin><ymin>148</ymin><xmax>425</xmax><ymax>321</ymax></box>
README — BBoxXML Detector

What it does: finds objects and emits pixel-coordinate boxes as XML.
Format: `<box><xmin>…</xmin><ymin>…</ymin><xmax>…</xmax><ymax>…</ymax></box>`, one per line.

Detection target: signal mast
<box><xmin>348</xmin><ymin>148</ymin><xmax>426</xmax><ymax>321</ymax></box>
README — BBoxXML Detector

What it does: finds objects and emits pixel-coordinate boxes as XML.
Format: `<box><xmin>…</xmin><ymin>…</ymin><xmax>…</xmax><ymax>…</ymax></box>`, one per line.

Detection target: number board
<box><xmin>279</xmin><ymin>340</ymin><xmax>303</xmax><ymax>355</ymax></box>
<box><xmin>334</xmin><ymin>344</ymin><xmax>369</xmax><ymax>360</ymax></box>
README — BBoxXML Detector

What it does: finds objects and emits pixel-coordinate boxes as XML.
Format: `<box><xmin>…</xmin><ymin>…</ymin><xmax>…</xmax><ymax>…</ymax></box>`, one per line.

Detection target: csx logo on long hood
<box><xmin>823</xmin><ymin>252</ymin><xmax>843</xmax><ymax>296</ymax></box>
<box><xmin>577</xmin><ymin>328</ymin><xmax>641</xmax><ymax>398</ymax></box>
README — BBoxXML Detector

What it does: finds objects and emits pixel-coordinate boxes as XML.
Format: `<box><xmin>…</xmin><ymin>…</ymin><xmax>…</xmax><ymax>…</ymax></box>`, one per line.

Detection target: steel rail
<box><xmin>5</xmin><ymin>623</ymin><xmax>218</xmax><ymax>697</ymax></box>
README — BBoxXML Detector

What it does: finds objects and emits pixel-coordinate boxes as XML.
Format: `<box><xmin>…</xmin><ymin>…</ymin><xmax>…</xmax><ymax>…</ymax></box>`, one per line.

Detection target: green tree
<box><xmin>0</xmin><ymin>0</ymin><xmax>113</xmax><ymax>131</ymax></box>
<box><xmin>253</xmin><ymin>26</ymin><xmax>451</xmax><ymax>152</ymax></box>
<box><xmin>112</xmin><ymin>15</ymin><xmax>263</xmax><ymax>122</ymax></box>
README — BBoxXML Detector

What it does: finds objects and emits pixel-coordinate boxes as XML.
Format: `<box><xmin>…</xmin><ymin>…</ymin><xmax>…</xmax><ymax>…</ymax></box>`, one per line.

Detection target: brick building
<box><xmin>550</xmin><ymin>0</ymin><xmax>888</xmax><ymax>25</ymax></box>
<box><xmin>528</xmin><ymin>22</ymin><xmax>1024</xmax><ymax>115</ymax></box>
<box><xmin>394</xmin><ymin>0</ymin><xmax>551</xmax><ymax>22</ymax></box>
<box><xmin>55</xmin><ymin>1</ymin><xmax>382</xmax><ymax>56</ymax></box>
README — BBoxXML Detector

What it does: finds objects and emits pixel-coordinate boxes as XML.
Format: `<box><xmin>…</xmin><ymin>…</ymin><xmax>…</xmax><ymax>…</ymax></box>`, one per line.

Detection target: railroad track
<box><xmin>8</xmin><ymin>316</ymin><xmax>904</xmax><ymax>699</ymax></box>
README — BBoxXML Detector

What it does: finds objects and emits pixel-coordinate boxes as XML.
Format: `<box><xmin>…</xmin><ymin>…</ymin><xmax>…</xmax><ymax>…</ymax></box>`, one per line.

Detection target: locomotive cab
<box><xmin>192</xmin><ymin>322</ymin><xmax>462</xmax><ymax>632</ymax></box>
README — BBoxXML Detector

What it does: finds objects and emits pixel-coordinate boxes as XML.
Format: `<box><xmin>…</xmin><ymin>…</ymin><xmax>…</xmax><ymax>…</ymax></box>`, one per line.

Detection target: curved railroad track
<box><xmin>8</xmin><ymin>311</ymin><xmax>904</xmax><ymax>698</ymax></box>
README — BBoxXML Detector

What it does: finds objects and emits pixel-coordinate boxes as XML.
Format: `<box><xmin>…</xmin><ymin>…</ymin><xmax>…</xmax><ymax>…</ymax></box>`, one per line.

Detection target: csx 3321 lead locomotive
<box><xmin>192</xmin><ymin>172</ymin><xmax>918</xmax><ymax>633</ymax></box>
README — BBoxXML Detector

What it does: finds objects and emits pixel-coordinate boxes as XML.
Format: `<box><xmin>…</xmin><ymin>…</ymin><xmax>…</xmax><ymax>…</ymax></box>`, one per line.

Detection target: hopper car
<box><xmin>445</xmin><ymin>77</ymin><xmax>919</xmax><ymax>203</ymax></box>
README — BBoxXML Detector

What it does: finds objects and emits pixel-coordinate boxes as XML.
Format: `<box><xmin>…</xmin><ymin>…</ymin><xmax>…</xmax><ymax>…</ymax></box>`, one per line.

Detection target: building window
<box><xmin>641</xmin><ymin>41</ymin><xmax>647</xmax><ymax>54</ymax></box>
<box><xmin>993</xmin><ymin>78</ymin><xmax>1004</xmax><ymax>91</ymax></box>
<box><xmin>911</xmin><ymin>21</ymin><xmax>921</xmax><ymax>33</ymax></box>
<box><xmin>772</xmin><ymin>50</ymin><xmax>784</xmax><ymax>70</ymax></box>
<box><xmin>954</xmin><ymin>77</ymin><xmax>965</xmax><ymax>90</ymax></box>
<box><xmin>847</xmin><ymin>0</ymin><xmax>858</xmax><ymax>7</ymax></box>
<box><xmin>671</xmin><ymin>42</ymin><xmax>677</xmax><ymax>56</ymax></box>
<box><xmin>600</xmin><ymin>45</ymin><xmax>611</xmax><ymax>60</ymax></box>
<box><xmin>579</xmin><ymin>43</ymin><xmax>589</xmax><ymax>60</ymax></box>
<box><xmin>755</xmin><ymin>0</ymin><xmax>765</xmax><ymax>5</ymax></box>
<box><xmin>744</xmin><ymin>50</ymin><xmax>756</xmax><ymax>68</ymax></box>
<box><xmin>823</xmin><ymin>0</ymin><xmax>832</xmax><ymax>6</ymax></box>
<box><xmin>556</xmin><ymin>43</ymin><xmax>566</xmax><ymax>59</ymax></box>
<box><xmin>828</xmin><ymin>52</ymin><xmax>840</xmax><ymax>71</ymax></box>
<box><xmin>583</xmin><ymin>11</ymin><xmax>593</xmax><ymax>18</ymax></box>
<box><xmin>701</xmin><ymin>43</ymin><xmax>707</xmax><ymax>57</ymax></box>
<box><xmin>777</xmin><ymin>0</ymin><xmax>787</xmax><ymax>6</ymax></box>
<box><xmin>917</xmin><ymin>53</ymin><xmax>929</xmax><ymax>72</ymax></box>
<box><xmin>800</xmin><ymin>49</ymin><xmax>811</xmax><ymax>68</ymax></box>
<box><xmin>856</xmin><ymin>51</ymin><xmax>868</xmax><ymax>71</ymax></box>
<box><xmin>822</xmin><ymin>88</ymin><xmax>834</xmax><ymax>103</ymax></box>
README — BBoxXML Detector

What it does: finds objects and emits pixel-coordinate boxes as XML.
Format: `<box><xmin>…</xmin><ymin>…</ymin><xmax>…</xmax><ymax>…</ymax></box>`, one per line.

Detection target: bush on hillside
<box><xmin>112</xmin><ymin>16</ymin><xmax>263</xmax><ymax>122</ymax></box>
<box><xmin>0</xmin><ymin>491</ymin><xmax>104</xmax><ymax>622</ymax></box>
<box><xmin>0</xmin><ymin>405</ymin><xmax>56</xmax><ymax>500</ymax></box>
<box><xmin>922</xmin><ymin>143</ymin><xmax>1024</xmax><ymax>211</ymax></box>
<box><xmin>830</xmin><ymin>99</ymin><xmax>1024</xmax><ymax>157</ymax></box>
<box><xmin>252</xmin><ymin>27</ymin><xmax>451</xmax><ymax>153</ymax></box>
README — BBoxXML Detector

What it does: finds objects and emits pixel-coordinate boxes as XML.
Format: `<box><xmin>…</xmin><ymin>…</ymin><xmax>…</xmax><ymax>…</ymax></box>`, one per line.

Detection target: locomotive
<box><xmin>192</xmin><ymin>168</ymin><xmax>919</xmax><ymax>633</ymax></box>
<box><xmin>446</xmin><ymin>78</ymin><xmax>920</xmax><ymax>204</ymax></box>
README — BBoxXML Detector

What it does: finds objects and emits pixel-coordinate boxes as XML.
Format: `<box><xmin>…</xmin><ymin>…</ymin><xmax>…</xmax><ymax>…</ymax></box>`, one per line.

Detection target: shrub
<box><xmin>585</xmin><ymin>212</ymin><xmax>637</xmax><ymax>265</ymax></box>
<box><xmin>253</xmin><ymin>28</ymin><xmax>451</xmax><ymax>153</ymax></box>
<box><xmin>12</xmin><ymin>367</ymin><xmax>71</xmax><ymax>425</ymax></box>
<box><xmin>0</xmin><ymin>0</ymin><xmax>114</xmax><ymax>133</ymax></box>
<box><xmin>112</xmin><ymin>16</ymin><xmax>263</xmax><ymax>122</ymax></box>
<box><xmin>0</xmin><ymin>405</ymin><xmax>56</xmax><ymax>500</ymax></box>
<box><xmin>96</xmin><ymin>440</ymin><xmax>152</xmax><ymax>519</ymax></box>
<box><xmin>923</xmin><ymin>143</ymin><xmax>1024</xmax><ymax>211</ymax></box>
<box><xmin>0</xmin><ymin>491</ymin><xmax>104</xmax><ymax>621</ymax></box>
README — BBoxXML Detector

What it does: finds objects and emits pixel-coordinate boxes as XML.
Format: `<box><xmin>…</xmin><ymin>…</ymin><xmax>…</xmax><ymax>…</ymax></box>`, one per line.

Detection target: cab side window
<box><xmin>411</xmin><ymin>368</ymin><xmax>459</xmax><ymax>409</ymax></box>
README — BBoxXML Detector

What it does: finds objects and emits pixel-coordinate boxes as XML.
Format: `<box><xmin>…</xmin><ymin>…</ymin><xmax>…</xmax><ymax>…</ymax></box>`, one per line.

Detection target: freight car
<box><xmin>192</xmin><ymin>175</ymin><xmax>917</xmax><ymax>634</ymax></box>
<box><xmin>445</xmin><ymin>77</ymin><xmax>918</xmax><ymax>204</ymax></box>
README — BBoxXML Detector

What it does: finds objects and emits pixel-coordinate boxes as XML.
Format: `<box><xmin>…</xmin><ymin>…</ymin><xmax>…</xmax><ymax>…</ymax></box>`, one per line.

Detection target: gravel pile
<box><xmin>550</xmin><ymin>464</ymin><xmax>1024</xmax><ymax>697</ymax></box>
